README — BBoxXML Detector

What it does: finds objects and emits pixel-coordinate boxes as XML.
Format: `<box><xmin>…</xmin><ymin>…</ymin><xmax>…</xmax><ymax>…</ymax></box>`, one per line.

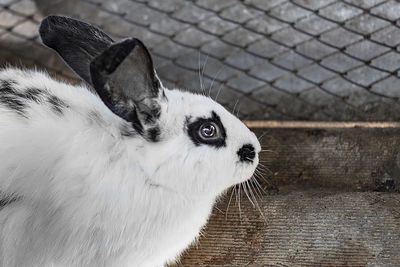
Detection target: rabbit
<box><xmin>0</xmin><ymin>15</ymin><xmax>261</xmax><ymax>267</ymax></box>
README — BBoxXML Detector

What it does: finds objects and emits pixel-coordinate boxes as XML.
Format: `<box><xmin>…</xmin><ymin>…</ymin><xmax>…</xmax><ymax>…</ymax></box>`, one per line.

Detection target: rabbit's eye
<box><xmin>199</xmin><ymin>122</ymin><xmax>218</xmax><ymax>138</ymax></box>
<box><xmin>186</xmin><ymin>111</ymin><xmax>226</xmax><ymax>148</ymax></box>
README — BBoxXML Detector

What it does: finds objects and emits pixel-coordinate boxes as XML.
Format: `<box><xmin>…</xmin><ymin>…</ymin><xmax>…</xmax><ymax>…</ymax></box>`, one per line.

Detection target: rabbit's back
<box><xmin>0</xmin><ymin>68</ymin><xmax>129</xmax><ymax>202</ymax></box>
<box><xmin>0</xmin><ymin>68</ymin><xmax>129</xmax><ymax>143</ymax></box>
<box><xmin>0</xmin><ymin>68</ymin><xmax>110</xmax><ymax>121</ymax></box>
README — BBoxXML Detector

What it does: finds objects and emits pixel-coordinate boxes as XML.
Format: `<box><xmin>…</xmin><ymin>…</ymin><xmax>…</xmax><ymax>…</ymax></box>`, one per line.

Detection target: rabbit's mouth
<box><xmin>233</xmin><ymin>159</ymin><xmax>259</xmax><ymax>185</ymax></box>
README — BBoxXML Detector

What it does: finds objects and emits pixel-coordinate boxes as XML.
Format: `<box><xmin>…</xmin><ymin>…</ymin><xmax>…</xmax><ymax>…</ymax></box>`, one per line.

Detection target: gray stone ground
<box><xmin>1</xmin><ymin>0</ymin><xmax>400</xmax><ymax>121</ymax></box>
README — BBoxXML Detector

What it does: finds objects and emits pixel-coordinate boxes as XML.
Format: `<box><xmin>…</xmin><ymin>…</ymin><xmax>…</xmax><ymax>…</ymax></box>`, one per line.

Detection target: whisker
<box><xmin>202</xmin><ymin>54</ymin><xmax>209</xmax><ymax>81</ymax></box>
<box><xmin>214</xmin><ymin>206</ymin><xmax>224</xmax><ymax>214</ymax></box>
<box><xmin>225</xmin><ymin>187</ymin><xmax>236</xmax><ymax>220</ymax></box>
<box><xmin>248</xmin><ymin>181</ymin><xmax>260</xmax><ymax>204</ymax></box>
<box><xmin>198</xmin><ymin>51</ymin><xmax>205</xmax><ymax>95</ymax></box>
<box><xmin>232</xmin><ymin>98</ymin><xmax>239</xmax><ymax>114</ymax></box>
<box><xmin>255</xmin><ymin>169</ymin><xmax>272</xmax><ymax>181</ymax></box>
<box><xmin>260</xmin><ymin>149</ymin><xmax>277</xmax><ymax>154</ymax></box>
<box><xmin>255</xmin><ymin>166</ymin><xmax>270</xmax><ymax>176</ymax></box>
<box><xmin>256</xmin><ymin>168</ymin><xmax>271</xmax><ymax>177</ymax></box>
<box><xmin>254</xmin><ymin>170</ymin><xmax>272</xmax><ymax>185</ymax></box>
<box><xmin>253</xmin><ymin>181</ymin><xmax>265</xmax><ymax>201</ymax></box>
<box><xmin>257</xmin><ymin>131</ymin><xmax>267</xmax><ymax>141</ymax></box>
<box><xmin>251</xmin><ymin>176</ymin><xmax>266</xmax><ymax>195</ymax></box>
<box><xmin>253</xmin><ymin>172</ymin><xmax>265</xmax><ymax>183</ymax></box>
<box><xmin>238</xmin><ymin>184</ymin><xmax>242</xmax><ymax>219</ymax></box>
<box><xmin>208</xmin><ymin>66</ymin><xmax>225</xmax><ymax>100</ymax></box>
<box><xmin>214</xmin><ymin>83</ymin><xmax>224</xmax><ymax>102</ymax></box>
<box><xmin>254</xmin><ymin>167</ymin><xmax>264</xmax><ymax>174</ymax></box>
<box><xmin>236</xmin><ymin>103</ymin><xmax>241</xmax><ymax>117</ymax></box>
<box><xmin>200</xmin><ymin>54</ymin><xmax>210</xmax><ymax>97</ymax></box>
<box><xmin>246</xmin><ymin>180</ymin><xmax>257</xmax><ymax>199</ymax></box>
<box><xmin>254</xmin><ymin>199</ymin><xmax>267</xmax><ymax>222</ymax></box>
<box><xmin>242</xmin><ymin>181</ymin><xmax>255</xmax><ymax>207</ymax></box>
<box><xmin>257</xmin><ymin>162</ymin><xmax>268</xmax><ymax>168</ymax></box>
<box><xmin>257</xmin><ymin>163</ymin><xmax>273</xmax><ymax>174</ymax></box>
<box><xmin>247</xmin><ymin>181</ymin><xmax>258</xmax><ymax>207</ymax></box>
<box><xmin>247</xmin><ymin>180</ymin><xmax>267</xmax><ymax>222</ymax></box>
<box><xmin>249</xmin><ymin>179</ymin><xmax>262</xmax><ymax>199</ymax></box>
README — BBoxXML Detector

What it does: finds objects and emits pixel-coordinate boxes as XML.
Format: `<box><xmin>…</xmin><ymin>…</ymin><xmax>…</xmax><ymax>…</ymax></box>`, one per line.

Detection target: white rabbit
<box><xmin>0</xmin><ymin>16</ymin><xmax>260</xmax><ymax>267</ymax></box>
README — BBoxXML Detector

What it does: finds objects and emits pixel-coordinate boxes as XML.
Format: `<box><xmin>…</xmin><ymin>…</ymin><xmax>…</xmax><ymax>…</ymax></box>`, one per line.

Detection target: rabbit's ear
<box><xmin>90</xmin><ymin>38</ymin><xmax>164</xmax><ymax>132</ymax></box>
<box><xmin>39</xmin><ymin>15</ymin><xmax>113</xmax><ymax>85</ymax></box>
<box><xmin>39</xmin><ymin>16</ymin><xmax>164</xmax><ymax>132</ymax></box>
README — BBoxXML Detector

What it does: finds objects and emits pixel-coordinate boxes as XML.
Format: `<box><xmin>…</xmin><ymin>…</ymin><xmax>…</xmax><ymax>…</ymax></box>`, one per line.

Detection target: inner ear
<box><xmin>90</xmin><ymin>38</ymin><xmax>164</xmax><ymax>131</ymax></box>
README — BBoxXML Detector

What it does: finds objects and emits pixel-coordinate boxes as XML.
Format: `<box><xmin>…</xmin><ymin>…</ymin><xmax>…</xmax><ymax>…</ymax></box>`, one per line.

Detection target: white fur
<box><xmin>0</xmin><ymin>68</ymin><xmax>260</xmax><ymax>267</ymax></box>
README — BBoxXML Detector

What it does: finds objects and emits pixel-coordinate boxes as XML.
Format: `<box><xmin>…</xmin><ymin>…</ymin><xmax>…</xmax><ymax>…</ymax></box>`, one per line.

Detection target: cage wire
<box><xmin>1</xmin><ymin>0</ymin><xmax>400</xmax><ymax>121</ymax></box>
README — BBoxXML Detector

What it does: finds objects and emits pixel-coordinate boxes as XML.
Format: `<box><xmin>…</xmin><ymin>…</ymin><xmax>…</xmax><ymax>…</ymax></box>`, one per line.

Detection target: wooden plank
<box><xmin>179</xmin><ymin>191</ymin><xmax>400</xmax><ymax>266</ymax></box>
<box><xmin>245</xmin><ymin>121</ymin><xmax>400</xmax><ymax>129</ymax></box>
<box><xmin>251</xmin><ymin>125</ymin><xmax>400</xmax><ymax>192</ymax></box>
<box><xmin>175</xmin><ymin>123</ymin><xmax>400</xmax><ymax>266</ymax></box>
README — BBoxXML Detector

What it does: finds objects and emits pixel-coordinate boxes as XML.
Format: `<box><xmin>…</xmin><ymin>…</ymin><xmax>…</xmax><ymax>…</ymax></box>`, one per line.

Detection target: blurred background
<box><xmin>1</xmin><ymin>0</ymin><xmax>400</xmax><ymax>121</ymax></box>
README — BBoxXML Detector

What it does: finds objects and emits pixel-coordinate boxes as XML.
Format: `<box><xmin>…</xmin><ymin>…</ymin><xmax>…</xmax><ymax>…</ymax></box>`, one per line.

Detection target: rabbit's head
<box><xmin>39</xmin><ymin>16</ymin><xmax>260</xmax><ymax>198</ymax></box>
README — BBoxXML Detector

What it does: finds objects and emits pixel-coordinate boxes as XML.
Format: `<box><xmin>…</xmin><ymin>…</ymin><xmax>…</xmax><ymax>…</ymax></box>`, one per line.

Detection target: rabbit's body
<box><xmin>0</xmin><ymin>16</ymin><xmax>261</xmax><ymax>267</ymax></box>
<box><xmin>0</xmin><ymin>68</ymin><xmax>216</xmax><ymax>266</ymax></box>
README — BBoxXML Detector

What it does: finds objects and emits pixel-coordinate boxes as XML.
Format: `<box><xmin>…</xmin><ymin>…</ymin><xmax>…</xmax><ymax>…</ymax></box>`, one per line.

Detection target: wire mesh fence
<box><xmin>1</xmin><ymin>0</ymin><xmax>400</xmax><ymax>121</ymax></box>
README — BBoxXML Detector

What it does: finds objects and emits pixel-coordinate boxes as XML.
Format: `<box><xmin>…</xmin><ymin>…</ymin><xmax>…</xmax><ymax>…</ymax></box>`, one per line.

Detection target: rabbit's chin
<box><xmin>231</xmin><ymin>157</ymin><xmax>259</xmax><ymax>187</ymax></box>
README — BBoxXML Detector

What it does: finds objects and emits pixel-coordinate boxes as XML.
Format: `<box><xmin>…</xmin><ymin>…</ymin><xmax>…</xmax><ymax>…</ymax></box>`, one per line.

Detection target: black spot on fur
<box><xmin>0</xmin><ymin>80</ymin><xmax>26</xmax><ymax>116</ymax></box>
<box><xmin>1</xmin><ymin>79</ymin><xmax>17</xmax><ymax>87</ymax></box>
<box><xmin>0</xmin><ymin>80</ymin><xmax>17</xmax><ymax>94</ymax></box>
<box><xmin>2</xmin><ymin>80</ymin><xmax>16</xmax><ymax>86</ymax></box>
<box><xmin>0</xmin><ymin>95</ymin><xmax>26</xmax><ymax>116</ymax></box>
<box><xmin>24</xmin><ymin>88</ymin><xmax>44</xmax><ymax>103</ymax></box>
<box><xmin>147</xmin><ymin>127</ymin><xmax>160</xmax><ymax>142</ymax></box>
<box><xmin>47</xmin><ymin>95</ymin><xmax>67</xmax><ymax>115</ymax></box>
<box><xmin>88</xmin><ymin>110</ymin><xmax>105</xmax><ymax>125</ymax></box>
<box><xmin>187</xmin><ymin>111</ymin><xmax>226</xmax><ymax>148</ymax></box>
<box><xmin>0</xmin><ymin>79</ymin><xmax>69</xmax><ymax>117</ymax></box>
<box><xmin>0</xmin><ymin>193</ymin><xmax>20</xmax><ymax>209</ymax></box>
<box><xmin>0</xmin><ymin>81</ymin><xmax>44</xmax><ymax>116</ymax></box>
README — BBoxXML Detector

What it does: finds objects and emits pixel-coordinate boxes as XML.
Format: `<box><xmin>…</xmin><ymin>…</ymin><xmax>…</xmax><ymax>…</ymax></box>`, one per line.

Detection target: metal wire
<box><xmin>1</xmin><ymin>0</ymin><xmax>400</xmax><ymax>121</ymax></box>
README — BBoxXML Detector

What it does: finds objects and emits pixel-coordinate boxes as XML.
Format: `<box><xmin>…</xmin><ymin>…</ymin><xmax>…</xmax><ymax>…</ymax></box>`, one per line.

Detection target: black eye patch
<box><xmin>186</xmin><ymin>111</ymin><xmax>226</xmax><ymax>148</ymax></box>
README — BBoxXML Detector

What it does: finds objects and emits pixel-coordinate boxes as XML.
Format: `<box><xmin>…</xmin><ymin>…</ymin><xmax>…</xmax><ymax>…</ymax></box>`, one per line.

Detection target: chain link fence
<box><xmin>1</xmin><ymin>0</ymin><xmax>400</xmax><ymax>121</ymax></box>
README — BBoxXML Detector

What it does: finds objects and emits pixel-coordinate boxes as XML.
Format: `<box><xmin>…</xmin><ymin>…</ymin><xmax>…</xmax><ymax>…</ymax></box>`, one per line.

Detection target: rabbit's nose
<box><xmin>237</xmin><ymin>144</ymin><xmax>256</xmax><ymax>163</ymax></box>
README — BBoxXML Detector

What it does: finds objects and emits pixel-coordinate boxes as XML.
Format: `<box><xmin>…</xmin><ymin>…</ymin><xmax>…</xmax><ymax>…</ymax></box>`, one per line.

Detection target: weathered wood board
<box><xmin>179</xmin><ymin>191</ymin><xmax>400</xmax><ymax>266</ymax></box>
<box><xmin>250</xmin><ymin>121</ymin><xmax>400</xmax><ymax>192</ymax></box>
<box><xmin>177</xmin><ymin>122</ymin><xmax>400</xmax><ymax>266</ymax></box>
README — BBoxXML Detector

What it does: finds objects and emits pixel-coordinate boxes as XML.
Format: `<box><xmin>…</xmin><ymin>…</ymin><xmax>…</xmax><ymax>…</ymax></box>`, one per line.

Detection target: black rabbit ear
<box><xmin>39</xmin><ymin>15</ymin><xmax>164</xmax><ymax>133</ymax></box>
<box><xmin>90</xmin><ymin>38</ymin><xmax>164</xmax><ymax>133</ymax></box>
<box><xmin>39</xmin><ymin>15</ymin><xmax>113</xmax><ymax>85</ymax></box>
